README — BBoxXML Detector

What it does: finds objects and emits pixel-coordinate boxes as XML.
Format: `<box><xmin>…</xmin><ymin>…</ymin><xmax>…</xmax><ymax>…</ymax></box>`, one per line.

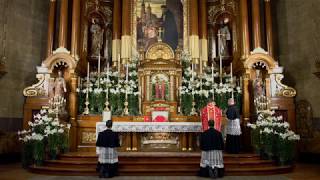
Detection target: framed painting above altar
<box><xmin>132</xmin><ymin>0</ymin><xmax>188</xmax><ymax>52</ymax></box>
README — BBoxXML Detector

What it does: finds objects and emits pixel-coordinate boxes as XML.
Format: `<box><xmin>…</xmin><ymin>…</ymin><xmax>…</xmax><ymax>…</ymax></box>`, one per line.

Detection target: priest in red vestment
<box><xmin>201</xmin><ymin>102</ymin><xmax>222</xmax><ymax>132</ymax></box>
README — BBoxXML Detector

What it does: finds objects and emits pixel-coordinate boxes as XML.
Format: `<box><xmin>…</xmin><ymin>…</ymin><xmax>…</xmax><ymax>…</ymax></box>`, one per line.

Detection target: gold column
<box><xmin>169</xmin><ymin>71</ymin><xmax>175</xmax><ymax>101</ymax></box>
<box><xmin>199</xmin><ymin>0</ymin><xmax>208</xmax><ymax>67</ymax></box>
<box><xmin>265</xmin><ymin>0</ymin><xmax>274</xmax><ymax>57</ymax></box>
<box><xmin>146</xmin><ymin>72</ymin><xmax>151</xmax><ymax>101</ymax></box>
<box><xmin>71</xmin><ymin>0</ymin><xmax>80</xmax><ymax>58</ymax></box>
<box><xmin>242</xmin><ymin>75</ymin><xmax>250</xmax><ymax>121</ymax></box>
<box><xmin>112</xmin><ymin>0</ymin><xmax>122</xmax><ymax>66</ymax></box>
<box><xmin>47</xmin><ymin>0</ymin><xmax>56</xmax><ymax>57</ymax></box>
<box><xmin>58</xmin><ymin>0</ymin><xmax>68</xmax><ymax>48</ymax></box>
<box><xmin>121</xmin><ymin>0</ymin><xmax>131</xmax><ymax>64</ymax></box>
<box><xmin>251</xmin><ymin>0</ymin><xmax>261</xmax><ymax>49</ymax></box>
<box><xmin>189</xmin><ymin>0</ymin><xmax>199</xmax><ymax>64</ymax></box>
<box><xmin>69</xmin><ymin>74</ymin><xmax>78</xmax><ymax>151</ymax></box>
<box><xmin>240</xmin><ymin>0</ymin><xmax>250</xmax><ymax>58</ymax></box>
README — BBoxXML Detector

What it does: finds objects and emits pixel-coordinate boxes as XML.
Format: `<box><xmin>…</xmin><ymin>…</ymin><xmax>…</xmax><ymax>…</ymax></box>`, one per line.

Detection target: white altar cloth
<box><xmin>96</xmin><ymin>122</ymin><xmax>202</xmax><ymax>135</ymax></box>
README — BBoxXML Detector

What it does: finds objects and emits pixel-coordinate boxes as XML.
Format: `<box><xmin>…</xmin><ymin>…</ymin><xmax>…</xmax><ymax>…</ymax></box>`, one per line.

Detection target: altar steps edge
<box><xmin>28</xmin><ymin>152</ymin><xmax>293</xmax><ymax>176</ymax></box>
<box><xmin>45</xmin><ymin>159</ymin><xmax>275</xmax><ymax>168</ymax></box>
<box><xmin>29</xmin><ymin>165</ymin><xmax>293</xmax><ymax>176</ymax></box>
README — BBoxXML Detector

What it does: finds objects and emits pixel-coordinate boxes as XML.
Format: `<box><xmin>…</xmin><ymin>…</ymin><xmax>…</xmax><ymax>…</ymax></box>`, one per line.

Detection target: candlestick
<box><xmin>191</xmin><ymin>64</ymin><xmax>194</xmax><ymax>82</ymax></box>
<box><xmin>104</xmin><ymin>62</ymin><xmax>110</xmax><ymax>111</ymax></box>
<box><xmin>84</xmin><ymin>62</ymin><xmax>90</xmax><ymax>115</ymax></box>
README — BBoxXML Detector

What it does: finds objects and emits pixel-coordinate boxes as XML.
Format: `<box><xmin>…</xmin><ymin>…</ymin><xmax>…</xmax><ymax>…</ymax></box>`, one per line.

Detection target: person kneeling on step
<box><xmin>96</xmin><ymin>120</ymin><xmax>120</xmax><ymax>178</ymax></box>
<box><xmin>198</xmin><ymin>120</ymin><xmax>224</xmax><ymax>178</ymax></box>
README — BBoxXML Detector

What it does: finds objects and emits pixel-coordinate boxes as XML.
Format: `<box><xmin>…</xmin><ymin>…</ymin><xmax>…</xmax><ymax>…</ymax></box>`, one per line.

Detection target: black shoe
<box><xmin>208</xmin><ymin>167</ymin><xmax>218</xmax><ymax>179</ymax></box>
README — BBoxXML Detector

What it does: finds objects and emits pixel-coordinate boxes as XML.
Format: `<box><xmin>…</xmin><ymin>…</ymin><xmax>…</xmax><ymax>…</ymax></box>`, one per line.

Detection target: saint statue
<box><xmin>253</xmin><ymin>70</ymin><xmax>265</xmax><ymax>98</ymax></box>
<box><xmin>217</xmin><ymin>18</ymin><xmax>231</xmax><ymax>57</ymax></box>
<box><xmin>154</xmin><ymin>77</ymin><xmax>166</xmax><ymax>100</ymax></box>
<box><xmin>53</xmin><ymin>70</ymin><xmax>67</xmax><ymax>97</ymax></box>
<box><xmin>90</xmin><ymin>19</ymin><xmax>104</xmax><ymax>57</ymax></box>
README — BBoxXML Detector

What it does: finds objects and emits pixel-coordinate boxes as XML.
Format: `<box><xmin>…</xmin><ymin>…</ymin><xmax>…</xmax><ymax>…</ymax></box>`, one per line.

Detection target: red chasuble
<box><xmin>201</xmin><ymin>103</ymin><xmax>222</xmax><ymax>132</ymax></box>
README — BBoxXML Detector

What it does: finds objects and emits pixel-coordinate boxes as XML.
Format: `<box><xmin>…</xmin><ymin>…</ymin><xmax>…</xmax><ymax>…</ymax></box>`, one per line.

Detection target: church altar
<box><xmin>22</xmin><ymin>0</ymin><xmax>297</xmax><ymax>155</ymax></box>
<box><xmin>96</xmin><ymin>121</ymin><xmax>202</xmax><ymax>151</ymax></box>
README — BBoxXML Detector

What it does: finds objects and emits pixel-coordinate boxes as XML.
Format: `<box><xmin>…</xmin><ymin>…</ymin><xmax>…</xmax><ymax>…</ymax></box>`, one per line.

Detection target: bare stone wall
<box><xmin>276</xmin><ymin>0</ymin><xmax>320</xmax><ymax>118</ymax></box>
<box><xmin>0</xmin><ymin>0</ymin><xmax>48</xmax><ymax>131</ymax></box>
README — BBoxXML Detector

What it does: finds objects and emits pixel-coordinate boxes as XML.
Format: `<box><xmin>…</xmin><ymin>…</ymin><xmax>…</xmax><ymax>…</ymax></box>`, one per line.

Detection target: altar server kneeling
<box><xmin>199</xmin><ymin>120</ymin><xmax>224</xmax><ymax>178</ymax></box>
<box><xmin>96</xmin><ymin>120</ymin><xmax>120</xmax><ymax>178</ymax></box>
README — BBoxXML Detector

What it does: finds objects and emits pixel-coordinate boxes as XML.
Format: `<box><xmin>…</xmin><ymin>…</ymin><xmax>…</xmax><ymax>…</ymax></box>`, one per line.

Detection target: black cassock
<box><xmin>225</xmin><ymin>105</ymin><xmax>241</xmax><ymax>154</ymax></box>
<box><xmin>96</xmin><ymin>129</ymin><xmax>120</xmax><ymax>178</ymax></box>
<box><xmin>198</xmin><ymin>128</ymin><xmax>224</xmax><ymax>178</ymax></box>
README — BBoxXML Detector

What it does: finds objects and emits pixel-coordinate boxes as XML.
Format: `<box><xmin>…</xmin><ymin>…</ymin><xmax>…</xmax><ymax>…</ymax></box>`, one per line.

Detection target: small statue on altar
<box><xmin>217</xmin><ymin>18</ymin><xmax>231</xmax><ymax>57</ymax></box>
<box><xmin>201</xmin><ymin>101</ymin><xmax>222</xmax><ymax>132</ymax></box>
<box><xmin>90</xmin><ymin>18</ymin><xmax>104</xmax><ymax>57</ymax></box>
<box><xmin>154</xmin><ymin>77</ymin><xmax>166</xmax><ymax>100</ymax></box>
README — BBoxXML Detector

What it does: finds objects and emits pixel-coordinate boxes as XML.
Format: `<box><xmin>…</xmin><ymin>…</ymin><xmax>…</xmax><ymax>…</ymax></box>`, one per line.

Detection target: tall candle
<box><xmin>106</xmin><ymin>62</ymin><xmax>110</xmax><ymax>100</ymax></box>
<box><xmin>87</xmin><ymin>62</ymin><xmax>90</xmax><ymax>84</ymax></box>
<box><xmin>98</xmin><ymin>54</ymin><xmax>101</xmax><ymax>88</ymax></box>
<box><xmin>86</xmin><ymin>62</ymin><xmax>90</xmax><ymax>98</ymax></box>
<box><xmin>211</xmin><ymin>64</ymin><xmax>215</xmax><ymax>101</ymax></box>
<box><xmin>231</xmin><ymin>63</ymin><xmax>234</xmax><ymax>99</ymax></box>
<box><xmin>218</xmin><ymin>33</ymin><xmax>222</xmax><ymax>84</ymax></box>
<box><xmin>118</xmin><ymin>54</ymin><xmax>121</xmax><ymax>80</ymax></box>
<box><xmin>125</xmin><ymin>64</ymin><xmax>129</xmax><ymax>83</ymax></box>
<box><xmin>191</xmin><ymin>64</ymin><xmax>194</xmax><ymax>82</ymax></box>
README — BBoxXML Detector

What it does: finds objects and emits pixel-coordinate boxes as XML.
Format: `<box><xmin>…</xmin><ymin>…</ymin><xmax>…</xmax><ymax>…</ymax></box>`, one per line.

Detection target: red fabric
<box><xmin>154</xmin><ymin>107</ymin><xmax>167</xmax><ymax>111</ymax></box>
<box><xmin>144</xmin><ymin>116</ymin><xmax>151</xmax><ymax>122</ymax></box>
<box><xmin>154</xmin><ymin>115</ymin><xmax>167</xmax><ymax>122</ymax></box>
<box><xmin>201</xmin><ymin>103</ymin><xmax>222</xmax><ymax>132</ymax></box>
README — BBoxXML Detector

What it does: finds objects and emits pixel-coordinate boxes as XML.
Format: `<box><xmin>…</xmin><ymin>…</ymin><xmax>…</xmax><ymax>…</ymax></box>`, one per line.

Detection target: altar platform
<box><xmin>29</xmin><ymin>151</ymin><xmax>294</xmax><ymax>176</ymax></box>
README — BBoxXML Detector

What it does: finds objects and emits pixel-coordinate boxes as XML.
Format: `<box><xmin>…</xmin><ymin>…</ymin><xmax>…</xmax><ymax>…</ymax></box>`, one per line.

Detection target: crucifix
<box><xmin>158</xmin><ymin>27</ymin><xmax>164</xmax><ymax>42</ymax></box>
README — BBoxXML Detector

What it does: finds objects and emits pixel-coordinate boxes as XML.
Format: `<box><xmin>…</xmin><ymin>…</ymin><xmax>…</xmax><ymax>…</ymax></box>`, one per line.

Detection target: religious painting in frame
<box><xmin>132</xmin><ymin>0</ymin><xmax>188</xmax><ymax>53</ymax></box>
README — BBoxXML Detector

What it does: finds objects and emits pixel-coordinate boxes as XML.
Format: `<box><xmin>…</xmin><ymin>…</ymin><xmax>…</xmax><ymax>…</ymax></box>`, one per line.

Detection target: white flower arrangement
<box><xmin>18</xmin><ymin>109</ymin><xmax>71</xmax><ymax>143</ymax></box>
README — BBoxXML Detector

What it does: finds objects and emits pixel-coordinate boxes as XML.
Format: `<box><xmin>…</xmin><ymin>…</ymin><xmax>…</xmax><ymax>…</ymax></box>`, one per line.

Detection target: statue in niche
<box><xmin>152</xmin><ymin>75</ymin><xmax>168</xmax><ymax>100</ymax></box>
<box><xmin>217</xmin><ymin>18</ymin><xmax>231</xmax><ymax>57</ymax></box>
<box><xmin>253</xmin><ymin>70</ymin><xmax>266</xmax><ymax>98</ymax></box>
<box><xmin>53</xmin><ymin>70</ymin><xmax>67</xmax><ymax>98</ymax></box>
<box><xmin>90</xmin><ymin>18</ymin><xmax>104</xmax><ymax>57</ymax></box>
<box><xmin>48</xmin><ymin>70</ymin><xmax>67</xmax><ymax>115</ymax></box>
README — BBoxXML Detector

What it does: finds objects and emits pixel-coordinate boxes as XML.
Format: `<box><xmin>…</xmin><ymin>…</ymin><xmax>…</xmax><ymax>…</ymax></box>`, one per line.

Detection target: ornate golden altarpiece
<box><xmin>21</xmin><ymin>0</ymin><xmax>297</xmax><ymax>153</ymax></box>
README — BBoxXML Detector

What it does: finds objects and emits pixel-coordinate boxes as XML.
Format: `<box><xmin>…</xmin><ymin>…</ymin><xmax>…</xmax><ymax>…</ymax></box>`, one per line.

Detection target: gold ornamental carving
<box><xmin>145</xmin><ymin>43</ymin><xmax>175</xmax><ymax>60</ymax></box>
<box><xmin>82</xmin><ymin>132</ymin><xmax>96</xmax><ymax>144</ymax></box>
<box><xmin>275</xmin><ymin>74</ymin><xmax>296</xmax><ymax>97</ymax></box>
<box><xmin>23</xmin><ymin>74</ymin><xmax>47</xmax><ymax>97</ymax></box>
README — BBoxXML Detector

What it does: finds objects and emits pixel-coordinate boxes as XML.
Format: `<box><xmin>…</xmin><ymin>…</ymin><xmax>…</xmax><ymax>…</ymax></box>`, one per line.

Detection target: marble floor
<box><xmin>0</xmin><ymin>163</ymin><xmax>319</xmax><ymax>180</ymax></box>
